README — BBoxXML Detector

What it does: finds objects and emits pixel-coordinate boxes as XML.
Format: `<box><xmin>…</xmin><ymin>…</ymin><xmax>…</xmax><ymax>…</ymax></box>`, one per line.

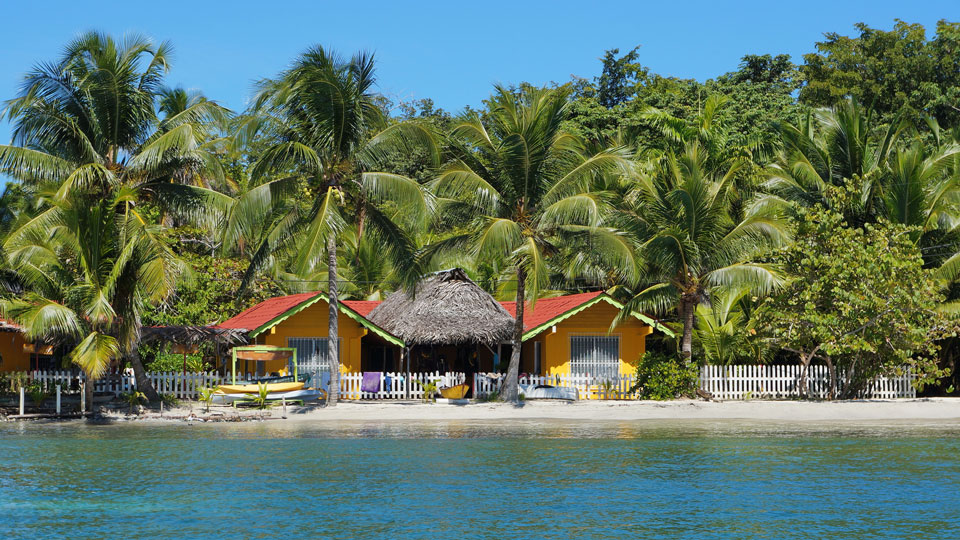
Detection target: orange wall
<box><xmin>251</xmin><ymin>300</ymin><xmax>368</xmax><ymax>374</ymax></box>
<box><xmin>0</xmin><ymin>331</ymin><xmax>31</xmax><ymax>372</ymax></box>
<box><xmin>522</xmin><ymin>300</ymin><xmax>651</xmax><ymax>376</ymax></box>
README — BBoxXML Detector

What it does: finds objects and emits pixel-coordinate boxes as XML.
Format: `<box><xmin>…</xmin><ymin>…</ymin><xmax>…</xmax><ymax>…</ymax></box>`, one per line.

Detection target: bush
<box><xmin>632</xmin><ymin>352</ymin><xmax>698</xmax><ymax>400</ymax></box>
<box><xmin>146</xmin><ymin>352</ymin><xmax>209</xmax><ymax>373</ymax></box>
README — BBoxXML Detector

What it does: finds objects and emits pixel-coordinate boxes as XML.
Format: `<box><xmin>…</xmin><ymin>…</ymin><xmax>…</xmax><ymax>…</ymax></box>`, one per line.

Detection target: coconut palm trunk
<box><xmin>83</xmin><ymin>375</ymin><xmax>94</xmax><ymax>413</ymax></box>
<box><xmin>128</xmin><ymin>348</ymin><xmax>160</xmax><ymax>402</ymax></box>
<box><xmin>680</xmin><ymin>295</ymin><xmax>697</xmax><ymax>361</ymax></box>
<box><xmin>327</xmin><ymin>234</ymin><xmax>340</xmax><ymax>406</ymax></box>
<box><xmin>501</xmin><ymin>267</ymin><xmax>526</xmax><ymax>403</ymax></box>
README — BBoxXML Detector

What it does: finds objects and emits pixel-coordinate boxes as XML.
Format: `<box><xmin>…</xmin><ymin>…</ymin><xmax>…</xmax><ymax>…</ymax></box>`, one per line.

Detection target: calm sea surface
<box><xmin>1</xmin><ymin>419</ymin><xmax>959</xmax><ymax>539</ymax></box>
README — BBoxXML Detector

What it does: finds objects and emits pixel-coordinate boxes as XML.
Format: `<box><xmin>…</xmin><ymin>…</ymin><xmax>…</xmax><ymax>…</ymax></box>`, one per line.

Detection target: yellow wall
<box><xmin>0</xmin><ymin>331</ymin><xmax>31</xmax><ymax>372</ymax></box>
<box><xmin>252</xmin><ymin>300</ymin><xmax>368</xmax><ymax>375</ymax></box>
<box><xmin>522</xmin><ymin>300</ymin><xmax>651</xmax><ymax>376</ymax></box>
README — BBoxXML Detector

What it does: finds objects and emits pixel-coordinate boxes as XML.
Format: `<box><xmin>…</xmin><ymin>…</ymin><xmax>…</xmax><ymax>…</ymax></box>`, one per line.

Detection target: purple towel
<box><xmin>361</xmin><ymin>372</ymin><xmax>380</xmax><ymax>394</ymax></box>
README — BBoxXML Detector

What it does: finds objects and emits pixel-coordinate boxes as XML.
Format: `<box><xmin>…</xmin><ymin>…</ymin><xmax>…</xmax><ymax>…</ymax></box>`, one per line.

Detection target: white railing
<box><xmin>16</xmin><ymin>370</ymin><xmax>245</xmax><ymax>400</ymax></box>
<box><xmin>8</xmin><ymin>364</ymin><xmax>919</xmax><ymax>401</ymax></box>
<box><xmin>698</xmin><ymin>364</ymin><xmax>917</xmax><ymax>400</ymax></box>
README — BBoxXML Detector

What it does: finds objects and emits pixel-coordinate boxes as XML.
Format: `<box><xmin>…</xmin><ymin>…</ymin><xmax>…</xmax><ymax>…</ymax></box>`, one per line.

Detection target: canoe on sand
<box><xmin>439</xmin><ymin>384</ymin><xmax>470</xmax><ymax>399</ymax></box>
<box><xmin>216</xmin><ymin>382</ymin><xmax>304</xmax><ymax>394</ymax></box>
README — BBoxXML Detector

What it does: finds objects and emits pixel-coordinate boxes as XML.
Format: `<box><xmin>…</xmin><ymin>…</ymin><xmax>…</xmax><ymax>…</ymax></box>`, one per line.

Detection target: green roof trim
<box><xmin>249</xmin><ymin>293</ymin><xmax>405</xmax><ymax>347</ymax></box>
<box><xmin>521</xmin><ymin>293</ymin><xmax>675</xmax><ymax>341</ymax></box>
<box><xmin>339</xmin><ymin>303</ymin><xmax>405</xmax><ymax>347</ymax></box>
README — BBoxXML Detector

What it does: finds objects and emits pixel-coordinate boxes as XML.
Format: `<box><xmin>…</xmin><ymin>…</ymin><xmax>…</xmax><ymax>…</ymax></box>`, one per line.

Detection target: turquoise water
<box><xmin>1</xmin><ymin>420</ymin><xmax>959</xmax><ymax>539</ymax></box>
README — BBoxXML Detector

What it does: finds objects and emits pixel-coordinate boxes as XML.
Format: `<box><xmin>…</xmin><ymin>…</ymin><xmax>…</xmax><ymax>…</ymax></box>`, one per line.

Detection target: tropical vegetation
<box><xmin>2</xmin><ymin>20</ymin><xmax>960</xmax><ymax>403</ymax></box>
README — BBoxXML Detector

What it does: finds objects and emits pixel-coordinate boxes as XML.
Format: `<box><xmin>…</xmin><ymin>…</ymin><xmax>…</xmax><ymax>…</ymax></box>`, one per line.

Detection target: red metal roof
<box><xmin>216</xmin><ymin>293</ymin><xmax>385</xmax><ymax>331</ymax></box>
<box><xmin>499</xmin><ymin>291</ymin><xmax>604</xmax><ymax>332</ymax></box>
<box><xmin>341</xmin><ymin>300</ymin><xmax>380</xmax><ymax>317</ymax></box>
<box><xmin>216</xmin><ymin>292</ymin><xmax>321</xmax><ymax>330</ymax></box>
<box><xmin>216</xmin><ymin>290</ymin><xmax>607</xmax><ymax>335</ymax></box>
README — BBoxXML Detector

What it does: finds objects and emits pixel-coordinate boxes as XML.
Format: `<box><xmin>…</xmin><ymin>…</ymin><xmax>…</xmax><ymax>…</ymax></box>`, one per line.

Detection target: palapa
<box><xmin>367</xmin><ymin>268</ymin><xmax>514</xmax><ymax>346</ymax></box>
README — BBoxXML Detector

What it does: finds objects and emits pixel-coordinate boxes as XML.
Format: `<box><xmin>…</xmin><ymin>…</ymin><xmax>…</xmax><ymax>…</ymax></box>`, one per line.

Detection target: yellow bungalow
<box><xmin>216</xmin><ymin>289</ymin><xmax>668</xmax><ymax>379</ymax></box>
<box><xmin>215</xmin><ymin>292</ymin><xmax>402</xmax><ymax>377</ymax></box>
<box><xmin>0</xmin><ymin>319</ymin><xmax>31</xmax><ymax>372</ymax></box>
<box><xmin>502</xmin><ymin>291</ymin><xmax>663</xmax><ymax>378</ymax></box>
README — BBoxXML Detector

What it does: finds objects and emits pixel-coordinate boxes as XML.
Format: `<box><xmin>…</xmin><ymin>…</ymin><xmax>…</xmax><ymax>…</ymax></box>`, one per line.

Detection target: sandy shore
<box><xmin>102</xmin><ymin>398</ymin><xmax>960</xmax><ymax>424</ymax></box>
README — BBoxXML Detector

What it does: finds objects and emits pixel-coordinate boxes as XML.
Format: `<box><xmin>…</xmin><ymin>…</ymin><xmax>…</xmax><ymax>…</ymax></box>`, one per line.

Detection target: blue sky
<box><xmin>0</xmin><ymin>0</ymin><xmax>957</xmax><ymax>146</ymax></box>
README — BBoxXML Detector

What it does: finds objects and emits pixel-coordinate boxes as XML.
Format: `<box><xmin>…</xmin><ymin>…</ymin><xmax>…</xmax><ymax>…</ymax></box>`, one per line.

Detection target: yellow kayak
<box><xmin>216</xmin><ymin>382</ymin><xmax>305</xmax><ymax>394</ymax></box>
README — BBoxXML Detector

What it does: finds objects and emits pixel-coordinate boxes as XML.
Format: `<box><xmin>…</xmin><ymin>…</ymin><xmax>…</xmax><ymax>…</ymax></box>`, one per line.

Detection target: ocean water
<box><xmin>1</xmin><ymin>419</ymin><xmax>959</xmax><ymax>539</ymax></box>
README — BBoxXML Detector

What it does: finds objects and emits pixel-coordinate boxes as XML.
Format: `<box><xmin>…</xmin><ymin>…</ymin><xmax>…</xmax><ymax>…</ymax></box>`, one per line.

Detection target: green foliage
<box><xmin>26</xmin><ymin>382</ymin><xmax>49</xmax><ymax>408</ymax></box>
<box><xmin>197</xmin><ymin>386</ymin><xmax>218</xmax><ymax>412</ymax></box>
<box><xmin>694</xmin><ymin>287</ymin><xmax>770</xmax><ymax>365</ymax></box>
<box><xmin>159</xmin><ymin>393</ymin><xmax>181</xmax><ymax>407</ymax></box>
<box><xmin>146</xmin><ymin>352</ymin><xmax>209</xmax><ymax>373</ymax></box>
<box><xmin>757</xmin><ymin>205</ymin><xmax>958</xmax><ymax>397</ymax></box>
<box><xmin>416</xmin><ymin>379</ymin><xmax>439</xmax><ymax>403</ymax></box>
<box><xmin>3</xmin><ymin>372</ymin><xmax>27</xmax><ymax>394</ymax></box>
<box><xmin>250</xmin><ymin>382</ymin><xmax>272</xmax><ymax>410</ymax></box>
<box><xmin>801</xmin><ymin>20</ymin><xmax>960</xmax><ymax>125</ymax></box>
<box><xmin>631</xmin><ymin>352</ymin><xmax>698</xmax><ymax>400</ymax></box>
<box><xmin>121</xmin><ymin>390</ymin><xmax>147</xmax><ymax>414</ymax></box>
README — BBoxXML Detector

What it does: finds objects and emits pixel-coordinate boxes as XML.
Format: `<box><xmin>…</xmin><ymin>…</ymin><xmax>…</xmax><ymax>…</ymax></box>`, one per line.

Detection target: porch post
<box><xmin>404</xmin><ymin>347</ymin><xmax>410</xmax><ymax>400</ymax></box>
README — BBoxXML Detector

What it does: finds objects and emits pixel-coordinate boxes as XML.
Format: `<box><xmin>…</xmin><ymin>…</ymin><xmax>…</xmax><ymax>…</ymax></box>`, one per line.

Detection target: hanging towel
<box><xmin>384</xmin><ymin>374</ymin><xmax>392</xmax><ymax>393</ymax></box>
<box><xmin>361</xmin><ymin>372</ymin><xmax>381</xmax><ymax>394</ymax></box>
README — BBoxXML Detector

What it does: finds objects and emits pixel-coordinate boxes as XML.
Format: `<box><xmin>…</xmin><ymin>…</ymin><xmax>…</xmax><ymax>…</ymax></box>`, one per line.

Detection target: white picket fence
<box><xmin>339</xmin><ymin>371</ymin><xmax>466</xmax><ymax>400</ymax></box>
<box><xmin>473</xmin><ymin>373</ymin><xmax>639</xmax><ymax>400</ymax></box>
<box><xmin>10</xmin><ymin>364</ymin><xmax>919</xmax><ymax>401</ymax></box>
<box><xmin>699</xmin><ymin>364</ymin><xmax>916</xmax><ymax>400</ymax></box>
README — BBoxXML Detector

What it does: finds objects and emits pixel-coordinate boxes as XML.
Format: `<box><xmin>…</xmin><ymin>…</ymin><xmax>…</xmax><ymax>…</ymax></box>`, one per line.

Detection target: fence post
<box><xmin>56</xmin><ymin>385</ymin><xmax>61</xmax><ymax>415</ymax></box>
<box><xmin>19</xmin><ymin>386</ymin><xmax>25</xmax><ymax>415</ymax></box>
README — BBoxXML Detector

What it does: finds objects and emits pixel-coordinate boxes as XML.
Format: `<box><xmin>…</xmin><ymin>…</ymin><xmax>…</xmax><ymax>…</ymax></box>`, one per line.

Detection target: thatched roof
<box><xmin>141</xmin><ymin>325</ymin><xmax>250</xmax><ymax>346</ymax></box>
<box><xmin>367</xmin><ymin>268</ymin><xmax>514</xmax><ymax>346</ymax></box>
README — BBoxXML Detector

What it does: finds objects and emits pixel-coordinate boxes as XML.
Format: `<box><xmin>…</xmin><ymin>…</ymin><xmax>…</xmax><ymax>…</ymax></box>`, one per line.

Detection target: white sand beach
<box><xmin>122</xmin><ymin>398</ymin><xmax>960</xmax><ymax>424</ymax></box>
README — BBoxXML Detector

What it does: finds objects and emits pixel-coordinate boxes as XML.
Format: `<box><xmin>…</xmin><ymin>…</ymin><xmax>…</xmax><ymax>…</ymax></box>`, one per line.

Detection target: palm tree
<box><xmin>234</xmin><ymin>46</ymin><xmax>436</xmax><ymax>405</ymax></box>
<box><xmin>765</xmin><ymin>98</ymin><xmax>905</xmax><ymax>219</ymax></box>
<box><xmin>1</xmin><ymin>193</ymin><xmax>184</xmax><ymax>410</ymax></box>
<box><xmin>616</xmin><ymin>142</ymin><xmax>791</xmax><ymax>360</ymax></box>
<box><xmin>693</xmin><ymin>287</ymin><xmax>769</xmax><ymax>365</ymax></box>
<box><xmin>427</xmin><ymin>84</ymin><xmax>635</xmax><ymax>402</ymax></box>
<box><xmin>0</xmin><ymin>32</ymin><xmax>226</xmax><ymax>400</ymax></box>
<box><xmin>768</xmin><ymin>98</ymin><xmax>960</xmax><ymax>274</ymax></box>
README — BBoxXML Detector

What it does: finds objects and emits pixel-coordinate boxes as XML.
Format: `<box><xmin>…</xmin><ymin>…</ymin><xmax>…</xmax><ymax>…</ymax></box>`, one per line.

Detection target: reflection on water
<box><xmin>2</xmin><ymin>420</ymin><xmax>959</xmax><ymax>539</ymax></box>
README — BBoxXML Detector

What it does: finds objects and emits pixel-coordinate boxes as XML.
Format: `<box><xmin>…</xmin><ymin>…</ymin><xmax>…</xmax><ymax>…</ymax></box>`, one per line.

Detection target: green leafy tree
<box><xmin>597</xmin><ymin>46</ymin><xmax>647</xmax><ymax>109</ymax></box>
<box><xmin>757</xmin><ymin>206</ymin><xmax>956</xmax><ymax>398</ymax></box>
<box><xmin>428</xmin><ymin>84</ymin><xmax>635</xmax><ymax>402</ymax></box>
<box><xmin>801</xmin><ymin>20</ymin><xmax>960</xmax><ymax>125</ymax></box>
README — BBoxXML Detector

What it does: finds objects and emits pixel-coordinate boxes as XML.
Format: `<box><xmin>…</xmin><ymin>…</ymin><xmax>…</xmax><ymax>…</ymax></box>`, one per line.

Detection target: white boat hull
<box><xmin>212</xmin><ymin>389</ymin><xmax>323</xmax><ymax>404</ymax></box>
<box><xmin>519</xmin><ymin>384</ymin><xmax>579</xmax><ymax>401</ymax></box>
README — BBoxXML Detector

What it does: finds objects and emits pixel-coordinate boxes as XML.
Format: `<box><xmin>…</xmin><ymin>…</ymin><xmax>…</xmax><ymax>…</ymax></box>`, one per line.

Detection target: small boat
<box><xmin>519</xmin><ymin>384</ymin><xmax>578</xmax><ymax>401</ymax></box>
<box><xmin>216</xmin><ymin>382</ymin><xmax>304</xmax><ymax>394</ymax></box>
<box><xmin>211</xmin><ymin>387</ymin><xmax>322</xmax><ymax>405</ymax></box>
<box><xmin>439</xmin><ymin>383</ymin><xmax>470</xmax><ymax>399</ymax></box>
